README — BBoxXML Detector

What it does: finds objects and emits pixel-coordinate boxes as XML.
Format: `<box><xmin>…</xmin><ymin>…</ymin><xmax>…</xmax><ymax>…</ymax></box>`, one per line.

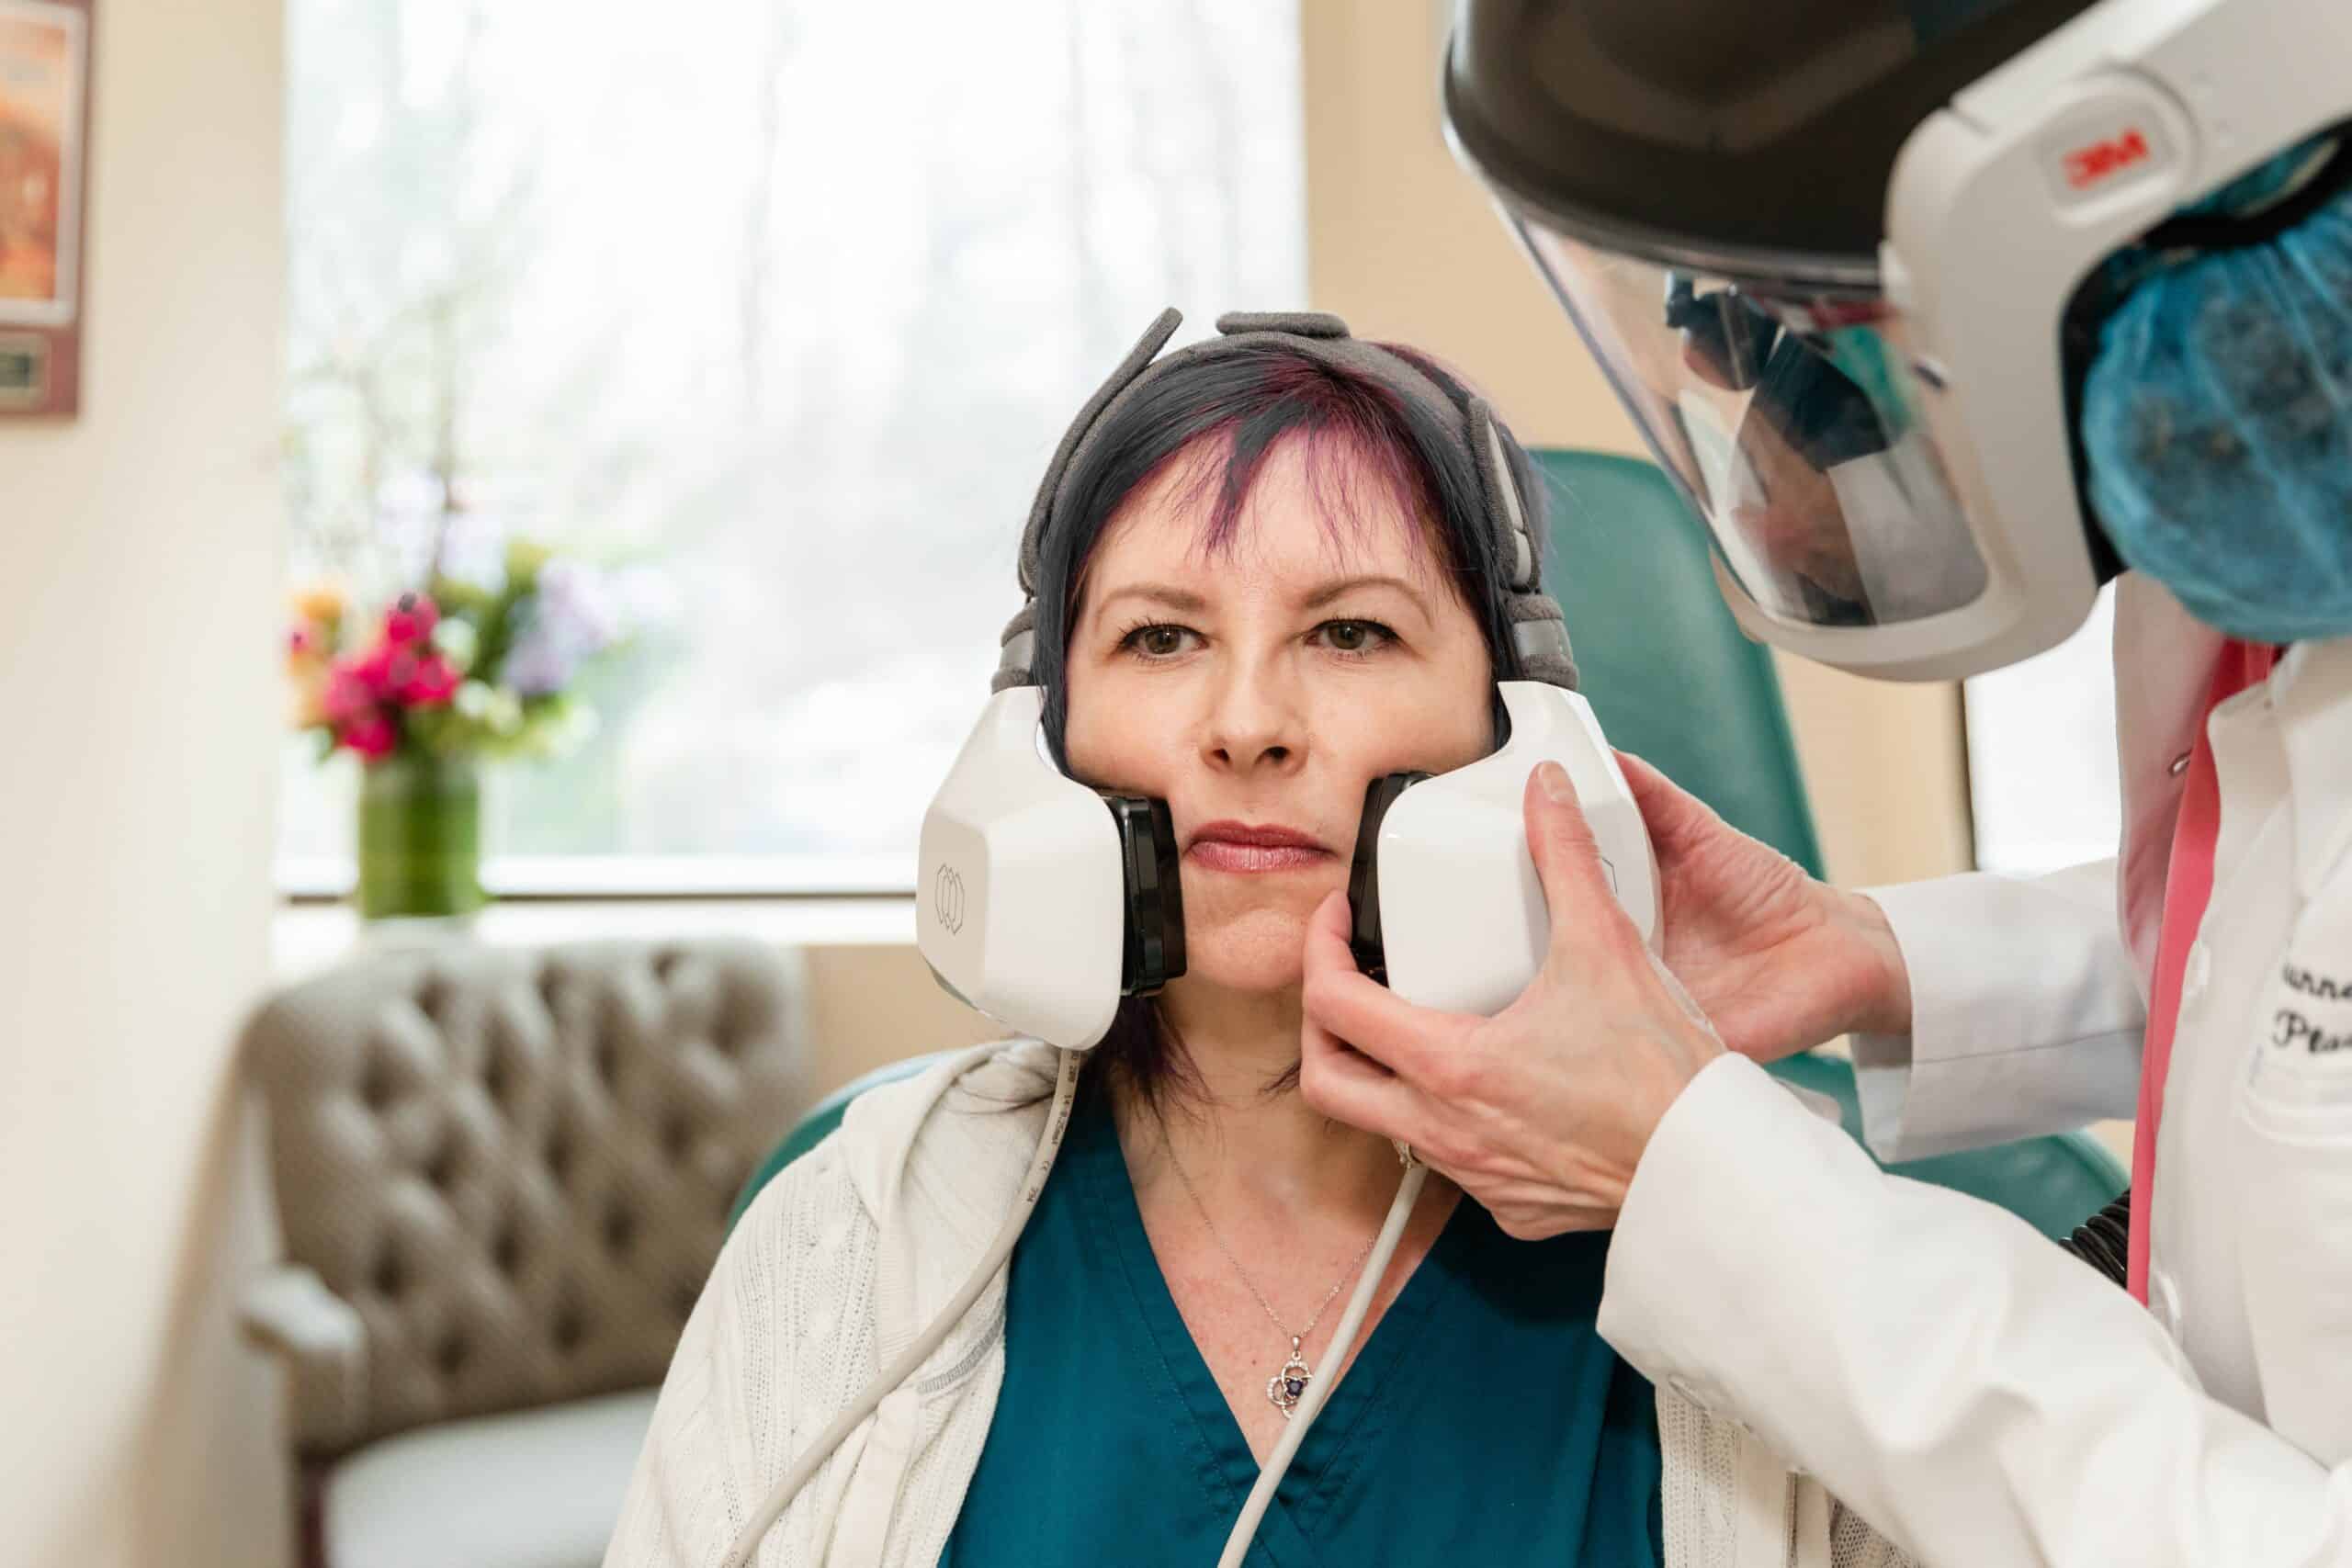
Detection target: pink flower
<box><xmin>341</xmin><ymin>713</ymin><xmax>398</xmax><ymax>760</ymax></box>
<box><xmin>321</xmin><ymin>664</ymin><xmax>379</xmax><ymax>726</ymax></box>
<box><xmin>383</xmin><ymin>593</ymin><xmax>440</xmax><ymax>648</ymax></box>
<box><xmin>390</xmin><ymin>651</ymin><xmax>461</xmax><ymax>707</ymax></box>
<box><xmin>303</xmin><ymin>593</ymin><xmax>463</xmax><ymax>759</ymax></box>
<box><xmin>345</xmin><ymin>641</ymin><xmax>396</xmax><ymax>694</ymax></box>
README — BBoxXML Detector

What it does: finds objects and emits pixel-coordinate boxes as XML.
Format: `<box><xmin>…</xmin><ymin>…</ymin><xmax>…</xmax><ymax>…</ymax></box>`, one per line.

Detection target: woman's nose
<box><xmin>1202</xmin><ymin>659</ymin><xmax>1306</xmax><ymax>774</ymax></box>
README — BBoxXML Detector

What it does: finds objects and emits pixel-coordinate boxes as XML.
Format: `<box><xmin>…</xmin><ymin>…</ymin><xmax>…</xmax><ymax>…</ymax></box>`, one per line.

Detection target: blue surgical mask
<box><xmin>2079</xmin><ymin>142</ymin><xmax>2352</xmax><ymax>645</ymax></box>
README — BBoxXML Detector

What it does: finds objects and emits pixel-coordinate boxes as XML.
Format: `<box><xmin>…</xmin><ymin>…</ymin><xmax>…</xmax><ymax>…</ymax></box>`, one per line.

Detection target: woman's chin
<box><xmin>1175</xmin><ymin>910</ymin><xmax>1319</xmax><ymax>997</ymax></box>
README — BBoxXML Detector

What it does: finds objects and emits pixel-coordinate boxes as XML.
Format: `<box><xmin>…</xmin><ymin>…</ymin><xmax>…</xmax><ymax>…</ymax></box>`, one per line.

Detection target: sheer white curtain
<box><xmin>279</xmin><ymin>0</ymin><xmax>1306</xmax><ymax>892</ymax></box>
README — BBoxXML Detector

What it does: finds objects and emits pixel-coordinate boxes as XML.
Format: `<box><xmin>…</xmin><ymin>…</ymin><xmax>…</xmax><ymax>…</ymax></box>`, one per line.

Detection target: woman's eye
<box><xmin>1317</xmin><ymin>619</ymin><xmax>1394</xmax><ymax>656</ymax></box>
<box><xmin>1124</xmin><ymin>624</ymin><xmax>1196</xmax><ymax>659</ymax></box>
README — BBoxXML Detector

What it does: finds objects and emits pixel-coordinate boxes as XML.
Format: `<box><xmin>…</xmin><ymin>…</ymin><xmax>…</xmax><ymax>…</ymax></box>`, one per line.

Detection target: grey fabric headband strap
<box><xmin>995</xmin><ymin>308</ymin><xmax>1576</xmax><ymax>693</ymax></box>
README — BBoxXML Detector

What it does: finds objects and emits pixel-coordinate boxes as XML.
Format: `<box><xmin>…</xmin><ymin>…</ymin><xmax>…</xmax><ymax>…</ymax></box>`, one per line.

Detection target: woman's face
<box><xmin>1062</xmin><ymin>434</ymin><xmax>1496</xmax><ymax>999</ymax></box>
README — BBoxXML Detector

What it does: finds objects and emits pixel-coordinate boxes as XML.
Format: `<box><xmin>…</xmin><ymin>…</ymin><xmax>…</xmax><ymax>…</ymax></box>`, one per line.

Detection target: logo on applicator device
<box><xmin>934</xmin><ymin>863</ymin><xmax>967</xmax><ymax>935</ymax></box>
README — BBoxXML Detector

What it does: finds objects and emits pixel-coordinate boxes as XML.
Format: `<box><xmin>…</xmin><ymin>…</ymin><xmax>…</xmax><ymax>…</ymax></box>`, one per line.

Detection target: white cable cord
<box><xmin>1214</xmin><ymin>1156</ymin><xmax>1430</xmax><ymax>1568</ymax></box>
<box><xmin>718</xmin><ymin>1046</ymin><xmax>1084</xmax><ymax>1568</ymax></box>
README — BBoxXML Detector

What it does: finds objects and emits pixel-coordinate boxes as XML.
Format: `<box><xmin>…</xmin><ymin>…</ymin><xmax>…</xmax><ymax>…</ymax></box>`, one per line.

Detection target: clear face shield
<box><xmin>1522</xmin><ymin>223</ymin><xmax>1991</xmax><ymax>632</ymax></box>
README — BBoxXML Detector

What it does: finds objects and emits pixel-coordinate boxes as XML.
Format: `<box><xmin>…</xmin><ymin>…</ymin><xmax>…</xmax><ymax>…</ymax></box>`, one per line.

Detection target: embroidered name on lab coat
<box><xmin>2252</xmin><ymin>871</ymin><xmax>2352</xmax><ymax>1096</ymax></box>
<box><xmin>2272</xmin><ymin>965</ymin><xmax>2352</xmax><ymax>1054</ymax></box>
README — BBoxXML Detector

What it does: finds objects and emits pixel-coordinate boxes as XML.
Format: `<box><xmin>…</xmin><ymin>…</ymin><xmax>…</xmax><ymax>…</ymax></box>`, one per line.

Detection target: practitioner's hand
<box><xmin>1613</xmin><ymin>750</ymin><xmax>1911</xmax><ymax>1060</ymax></box>
<box><xmin>1296</xmin><ymin>758</ymin><xmax>1904</xmax><ymax>1238</ymax></box>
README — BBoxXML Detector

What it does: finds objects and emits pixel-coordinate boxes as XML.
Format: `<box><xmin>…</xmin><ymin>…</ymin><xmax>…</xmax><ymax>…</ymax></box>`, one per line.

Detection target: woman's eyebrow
<box><xmin>1299</xmin><ymin>574</ymin><xmax>1431</xmax><ymax>616</ymax></box>
<box><xmin>1089</xmin><ymin>575</ymin><xmax>1430</xmax><ymax>620</ymax></box>
<box><xmin>1091</xmin><ymin>583</ymin><xmax>1210</xmax><ymax>618</ymax></box>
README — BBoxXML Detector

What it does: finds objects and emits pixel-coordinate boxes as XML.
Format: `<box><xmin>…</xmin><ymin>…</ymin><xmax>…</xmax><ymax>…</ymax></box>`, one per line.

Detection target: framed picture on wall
<box><xmin>0</xmin><ymin>0</ymin><xmax>90</xmax><ymax>418</ymax></box>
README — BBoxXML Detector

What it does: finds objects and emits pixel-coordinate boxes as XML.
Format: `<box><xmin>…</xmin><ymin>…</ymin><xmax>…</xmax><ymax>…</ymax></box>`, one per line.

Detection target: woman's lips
<box><xmin>1186</xmin><ymin>821</ymin><xmax>1333</xmax><ymax>874</ymax></box>
<box><xmin>1191</xmin><ymin>841</ymin><xmax>1330</xmax><ymax>873</ymax></box>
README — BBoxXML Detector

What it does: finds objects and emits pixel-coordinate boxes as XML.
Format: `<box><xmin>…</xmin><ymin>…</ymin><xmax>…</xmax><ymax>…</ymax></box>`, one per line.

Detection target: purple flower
<box><xmin>503</xmin><ymin>561</ymin><xmax>620</xmax><ymax>696</ymax></box>
<box><xmin>539</xmin><ymin>561</ymin><xmax>622</xmax><ymax>647</ymax></box>
<box><xmin>503</xmin><ymin>622</ymin><xmax>582</xmax><ymax>697</ymax></box>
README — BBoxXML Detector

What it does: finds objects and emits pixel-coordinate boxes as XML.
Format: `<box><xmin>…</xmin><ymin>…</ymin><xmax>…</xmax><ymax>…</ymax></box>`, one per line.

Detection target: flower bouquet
<box><xmin>287</xmin><ymin>539</ymin><xmax>637</xmax><ymax>919</ymax></box>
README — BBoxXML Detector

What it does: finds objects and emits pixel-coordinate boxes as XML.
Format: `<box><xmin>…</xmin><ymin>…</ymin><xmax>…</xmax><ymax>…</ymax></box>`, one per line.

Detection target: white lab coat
<box><xmin>1596</xmin><ymin>573</ymin><xmax>2352</xmax><ymax>1565</ymax></box>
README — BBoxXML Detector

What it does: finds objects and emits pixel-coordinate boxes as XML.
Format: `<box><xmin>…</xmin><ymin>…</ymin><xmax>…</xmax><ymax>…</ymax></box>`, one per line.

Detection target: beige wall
<box><xmin>803</xmin><ymin>944</ymin><xmax>1003</xmax><ymax>1090</ymax></box>
<box><xmin>1296</xmin><ymin>0</ymin><xmax>1973</xmax><ymax>888</ymax></box>
<box><xmin>0</xmin><ymin>4</ymin><xmax>291</xmax><ymax>1566</ymax></box>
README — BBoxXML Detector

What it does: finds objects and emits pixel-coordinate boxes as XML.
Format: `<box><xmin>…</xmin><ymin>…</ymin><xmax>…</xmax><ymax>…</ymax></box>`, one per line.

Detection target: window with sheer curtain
<box><xmin>277</xmin><ymin>0</ymin><xmax>1305</xmax><ymax>896</ymax></box>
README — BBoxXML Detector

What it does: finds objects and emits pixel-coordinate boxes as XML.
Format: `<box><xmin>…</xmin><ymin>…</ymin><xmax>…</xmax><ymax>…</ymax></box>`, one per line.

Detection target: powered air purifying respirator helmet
<box><xmin>916</xmin><ymin>307</ymin><xmax>1658</xmax><ymax>1050</ymax></box>
<box><xmin>1442</xmin><ymin>0</ymin><xmax>2352</xmax><ymax>680</ymax></box>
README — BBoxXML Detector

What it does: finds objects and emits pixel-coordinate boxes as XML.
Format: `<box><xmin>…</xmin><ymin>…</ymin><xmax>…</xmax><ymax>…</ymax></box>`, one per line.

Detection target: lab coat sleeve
<box><xmin>1600</xmin><ymin>1054</ymin><xmax>2352</xmax><ymax>1568</ymax></box>
<box><xmin>1848</xmin><ymin>858</ymin><xmax>2147</xmax><ymax>1161</ymax></box>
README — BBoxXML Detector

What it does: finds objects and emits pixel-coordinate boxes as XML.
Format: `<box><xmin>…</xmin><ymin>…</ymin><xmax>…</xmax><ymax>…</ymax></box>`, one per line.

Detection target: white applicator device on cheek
<box><xmin>1351</xmin><ymin>680</ymin><xmax>1658</xmax><ymax>1013</ymax></box>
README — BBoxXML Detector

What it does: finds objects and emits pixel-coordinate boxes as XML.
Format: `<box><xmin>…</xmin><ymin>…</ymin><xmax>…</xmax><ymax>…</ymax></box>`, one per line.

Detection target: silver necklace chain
<box><xmin>1166</xmin><ymin>1145</ymin><xmax>1379</xmax><ymax>1416</ymax></box>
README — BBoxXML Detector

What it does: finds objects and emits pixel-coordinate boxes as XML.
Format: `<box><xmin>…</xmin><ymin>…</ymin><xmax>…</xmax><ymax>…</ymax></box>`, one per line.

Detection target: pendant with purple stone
<box><xmin>1266</xmin><ymin>1336</ymin><xmax>1312</xmax><ymax>1417</ymax></box>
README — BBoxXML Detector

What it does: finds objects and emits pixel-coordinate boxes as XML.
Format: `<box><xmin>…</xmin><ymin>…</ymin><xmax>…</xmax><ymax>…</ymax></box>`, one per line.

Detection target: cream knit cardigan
<box><xmin>605</xmin><ymin>1041</ymin><xmax>1916</xmax><ymax>1568</ymax></box>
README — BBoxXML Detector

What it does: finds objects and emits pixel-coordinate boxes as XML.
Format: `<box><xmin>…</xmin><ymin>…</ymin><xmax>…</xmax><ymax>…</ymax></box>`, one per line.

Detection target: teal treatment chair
<box><xmin>731</xmin><ymin>450</ymin><xmax>2125</xmax><ymax>1237</ymax></box>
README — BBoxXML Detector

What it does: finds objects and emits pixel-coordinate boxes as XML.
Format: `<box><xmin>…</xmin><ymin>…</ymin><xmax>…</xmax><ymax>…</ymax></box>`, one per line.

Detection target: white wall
<box><xmin>1297</xmin><ymin>0</ymin><xmax>1974</xmax><ymax>887</ymax></box>
<box><xmin>0</xmin><ymin>2</ymin><xmax>290</xmax><ymax>1564</ymax></box>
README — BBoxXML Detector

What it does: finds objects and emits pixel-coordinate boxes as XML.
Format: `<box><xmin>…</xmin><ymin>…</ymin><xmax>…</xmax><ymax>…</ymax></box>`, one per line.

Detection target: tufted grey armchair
<box><xmin>239</xmin><ymin>939</ymin><xmax>812</xmax><ymax>1568</ymax></box>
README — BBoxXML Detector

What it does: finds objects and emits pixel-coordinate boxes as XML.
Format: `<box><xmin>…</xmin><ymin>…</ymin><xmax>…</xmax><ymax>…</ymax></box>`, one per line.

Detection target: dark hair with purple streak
<box><xmin>1025</xmin><ymin>333</ymin><xmax>1553</xmax><ymax>1114</ymax></box>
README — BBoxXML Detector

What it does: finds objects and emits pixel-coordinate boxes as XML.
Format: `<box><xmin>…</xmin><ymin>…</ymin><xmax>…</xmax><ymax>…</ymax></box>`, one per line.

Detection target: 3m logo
<box><xmin>2064</xmin><ymin>129</ymin><xmax>2151</xmax><ymax>189</ymax></box>
<box><xmin>2040</xmin><ymin>109</ymin><xmax>2176</xmax><ymax>210</ymax></box>
<box><xmin>933</xmin><ymin>863</ymin><xmax>966</xmax><ymax>935</ymax></box>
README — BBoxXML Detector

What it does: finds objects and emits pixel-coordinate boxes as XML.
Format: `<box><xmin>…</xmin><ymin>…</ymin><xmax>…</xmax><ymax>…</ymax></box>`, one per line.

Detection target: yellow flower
<box><xmin>291</xmin><ymin>581</ymin><xmax>349</xmax><ymax>626</ymax></box>
<box><xmin>288</xmin><ymin>664</ymin><xmax>331</xmax><ymax>728</ymax></box>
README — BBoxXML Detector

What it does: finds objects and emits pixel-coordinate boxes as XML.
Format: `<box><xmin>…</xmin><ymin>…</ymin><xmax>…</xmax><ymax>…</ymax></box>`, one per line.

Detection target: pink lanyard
<box><xmin>2128</xmin><ymin>639</ymin><xmax>2278</xmax><ymax>1303</ymax></box>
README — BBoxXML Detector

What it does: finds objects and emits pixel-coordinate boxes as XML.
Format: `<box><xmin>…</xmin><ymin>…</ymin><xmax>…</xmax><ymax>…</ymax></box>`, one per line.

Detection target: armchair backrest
<box><xmin>243</xmin><ymin>939</ymin><xmax>810</xmax><ymax>1458</ymax></box>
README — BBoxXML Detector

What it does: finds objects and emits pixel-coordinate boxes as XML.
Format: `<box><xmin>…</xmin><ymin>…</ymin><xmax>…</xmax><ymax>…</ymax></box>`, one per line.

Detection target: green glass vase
<box><xmin>356</xmin><ymin>752</ymin><xmax>487</xmax><ymax>919</ymax></box>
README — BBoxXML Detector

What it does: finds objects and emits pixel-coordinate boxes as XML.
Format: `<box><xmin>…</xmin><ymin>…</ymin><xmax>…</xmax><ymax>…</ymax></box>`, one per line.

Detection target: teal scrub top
<box><xmin>940</xmin><ymin>1084</ymin><xmax>1664</xmax><ymax>1567</ymax></box>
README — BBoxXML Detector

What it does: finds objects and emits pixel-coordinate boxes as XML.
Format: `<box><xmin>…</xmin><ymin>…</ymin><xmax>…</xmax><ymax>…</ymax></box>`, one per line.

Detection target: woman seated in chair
<box><xmin>606</xmin><ymin>313</ymin><xmax>1912</xmax><ymax>1568</ymax></box>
